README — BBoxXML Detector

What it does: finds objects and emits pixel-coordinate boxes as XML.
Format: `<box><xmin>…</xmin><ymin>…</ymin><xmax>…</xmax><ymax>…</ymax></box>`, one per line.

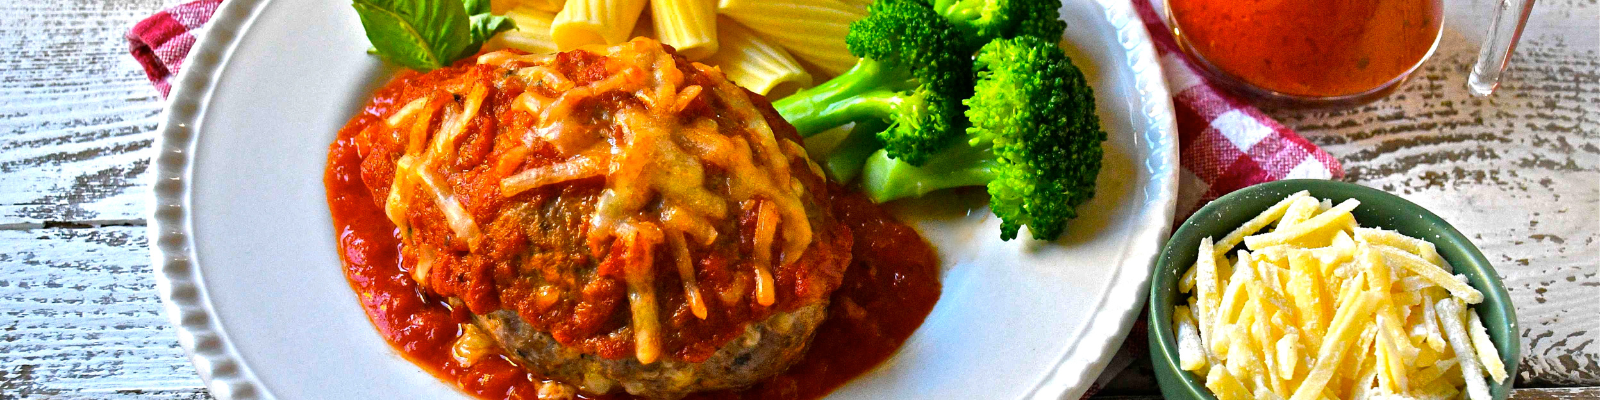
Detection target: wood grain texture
<box><xmin>0</xmin><ymin>227</ymin><xmax>203</xmax><ymax>397</ymax></box>
<box><xmin>0</xmin><ymin>0</ymin><xmax>167</xmax><ymax>227</ymax></box>
<box><xmin>0</xmin><ymin>0</ymin><xmax>1593</xmax><ymax>398</ymax></box>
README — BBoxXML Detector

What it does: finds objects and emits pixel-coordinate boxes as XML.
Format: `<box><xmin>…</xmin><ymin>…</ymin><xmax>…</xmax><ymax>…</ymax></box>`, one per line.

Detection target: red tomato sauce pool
<box><xmin>326</xmin><ymin>103</ymin><xmax>941</xmax><ymax>400</ymax></box>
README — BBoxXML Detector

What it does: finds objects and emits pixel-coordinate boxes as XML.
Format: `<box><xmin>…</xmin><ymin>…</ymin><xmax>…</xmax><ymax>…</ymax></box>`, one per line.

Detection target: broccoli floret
<box><xmin>929</xmin><ymin>0</ymin><xmax>1069</xmax><ymax>50</ymax></box>
<box><xmin>775</xmin><ymin>0</ymin><xmax>971</xmax><ymax>166</ymax></box>
<box><xmin>1007</xmin><ymin>0</ymin><xmax>1068</xmax><ymax>42</ymax></box>
<box><xmin>859</xmin><ymin>35</ymin><xmax>1105</xmax><ymax>241</ymax></box>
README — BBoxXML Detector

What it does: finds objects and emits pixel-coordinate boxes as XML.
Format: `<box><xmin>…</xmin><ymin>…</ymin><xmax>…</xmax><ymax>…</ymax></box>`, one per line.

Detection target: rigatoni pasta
<box><xmin>836</xmin><ymin>0</ymin><xmax>872</xmax><ymax>12</ymax></box>
<box><xmin>489</xmin><ymin>0</ymin><xmax>517</xmax><ymax>14</ymax></box>
<box><xmin>717</xmin><ymin>0</ymin><xmax>864</xmax><ymax>76</ymax></box>
<box><xmin>651</xmin><ymin>0</ymin><xmax>718</xmax><ymax>60</ymax></box>
<box><xmin>701</xmin><ymin>18</ymin><xmax>811</xmax><ymax>98</ymax></box>
<box><xmin>490</xmin><ymin>0</ymin><xmax>564</xmax><ymax>13</ymax></box>
<box><xmin>523</xmin><ymin>0</ymin><xmax>565</xmax><ymax>13</ymax></box>
<box><xmin>487</xmin><ymin>7</ymin><xmax>559</xmax><ymax>55</ymax></box>
<box><xmin>551</xmin><ymin>0</ymin><xmax>649</xmax><ymax>50</ymax></box>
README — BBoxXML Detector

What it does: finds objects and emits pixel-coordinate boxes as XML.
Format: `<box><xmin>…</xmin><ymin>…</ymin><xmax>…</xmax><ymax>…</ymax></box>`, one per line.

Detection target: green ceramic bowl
<box><xmin>1148</xmin><ymin>179</ymin><xmax>1520</xmax><ymax>399</ymax></box>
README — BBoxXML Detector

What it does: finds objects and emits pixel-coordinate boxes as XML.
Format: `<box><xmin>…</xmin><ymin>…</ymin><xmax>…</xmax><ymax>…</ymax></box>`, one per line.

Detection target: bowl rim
<box><xmin>1145</xmin><ymin>179</ymin><xmax>1520</xmax><ymax>399</ymax></box>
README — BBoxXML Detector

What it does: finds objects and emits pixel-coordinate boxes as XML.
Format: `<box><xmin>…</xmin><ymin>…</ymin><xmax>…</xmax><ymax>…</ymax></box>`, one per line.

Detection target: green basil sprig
<box><xmin>352</xmin><ymin>0</ymin><xmax>514</xmax><ymax>71</ymax></box>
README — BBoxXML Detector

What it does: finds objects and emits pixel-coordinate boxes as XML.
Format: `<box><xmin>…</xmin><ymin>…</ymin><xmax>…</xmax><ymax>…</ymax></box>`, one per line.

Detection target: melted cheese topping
<box><xmin>452</xmin><ymin>323</ymin><xmax>495</xmax><ymax>367</ymax></box>
<box><xmin>382</xmin><ymin>83</ymin><xmax>488</xmax><ymax>252</ymax></box>
<box><xmin>752</xmin><ymin>200</ymin><xmax>780</xmax><ymax>306</ymax></box>
<box><xmin>667</xmin><ymin>229</ymin><xmax>709</xmax><ymax>319</ymax></box>
<box><xmin>386</xmin><ymin>39</ymin><xmax>820</xmax><ymax>364</ymax></box>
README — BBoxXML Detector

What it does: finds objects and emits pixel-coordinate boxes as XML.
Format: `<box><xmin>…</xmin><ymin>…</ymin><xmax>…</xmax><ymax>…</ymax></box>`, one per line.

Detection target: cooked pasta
<box><xmin>835</xmin><ymin>0</ymin><xmax>872</xmax><ymax>12</ymax></box>
<box><xmin>651</xmin><ymin>0</ymin><xmax>718</xmax><ymax>60</ymax></box>
<box><xmin>490</xmin><ymin>0</ymin><xmax>516</xmax><ymax>14</ymax></box>
<box><xmin>523</xmin><ymin>0</ymin><xmax>566</xmax><ymax>13</ymax></box>
<box><xmin>701</xmin><ymin>18</ymin><xmax>811</xmax><ymax>97</ymax></box>
<box><xmin>717</xmin><ymin>0</ymin><xmax>864</xmax><ymax>76</ymax></box>
<box><xmin>632</xmin><ymin>8</ymin><xmax>655</xmax><ymax>40</ymax></box>
<box><xmin>551</xmin><ymin>0</ymin><xmax>649</xmax><ymax>50</ymax></box>
<box><xmin>487</xmin><ymin>7</ymin><xmax>559</xmax><ymax>54</ymax></box>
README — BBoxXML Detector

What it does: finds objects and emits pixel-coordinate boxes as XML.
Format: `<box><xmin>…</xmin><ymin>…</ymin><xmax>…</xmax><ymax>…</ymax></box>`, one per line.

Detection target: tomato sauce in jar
<box><xmin>1167</xmin><ymin>0</ymin><xmax>1443</xmax><ymax>99</ymax></box>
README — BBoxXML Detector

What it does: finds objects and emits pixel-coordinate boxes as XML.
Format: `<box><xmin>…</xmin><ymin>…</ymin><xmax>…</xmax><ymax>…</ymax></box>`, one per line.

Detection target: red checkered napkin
<box><xmin>128</xmin><ymin>0</ymin><xmax>1343</xmax><ymax>397</ymax></box>
<box><xmin>127</xmin><ymin>0</ymin><xmax>221</xmax><ymax>97</ymax></box>
<box><xmin>1076</xmin><ymin>2</ymin><xmax>1345</xmax><ymax>396</ymax></box>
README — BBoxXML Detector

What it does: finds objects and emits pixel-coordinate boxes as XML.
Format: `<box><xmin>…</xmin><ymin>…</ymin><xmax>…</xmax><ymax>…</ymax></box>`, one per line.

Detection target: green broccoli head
<box><xmin>847</xmin><ymin>0</ymin><xmax>968</xmax><ymax>76</ymax></box>
<box><xmin>930</xmin><ymin>0</ymin><xmax>1012</xmax><ymax>47</ymax></box>
<box><xmin>867</xmin><ymin>81</ymin><xmax>963</xmax><ymax>166</ymax></box>
<box><xmin>1009</xmin><ymin>0</ymin><xmax>1068</xmax><ymax>42</ymax></box>
<box><xmin>857</xmin><ymin>35</ymin><xmax>1104</xmax><ymax>241</ymax></box>
<box><xmin>927</xmin><ymin>0</ymin><xmax>1068</xmax><ymax>50</ymax></box>
<box><xmin>840</xmin><ymin>0</ymin><xmax>971</xmax><ymax>165</ymax></box>
<box><xmin>969</xmin><ymin>35</ymin><xmax>1105</xmax><ymax>240</ymax></box>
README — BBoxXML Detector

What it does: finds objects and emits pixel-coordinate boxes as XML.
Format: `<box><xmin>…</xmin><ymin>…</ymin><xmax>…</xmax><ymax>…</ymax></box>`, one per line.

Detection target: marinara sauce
<box><xmin>325</xmin><ymin>77</ymin><xmax>941</xmax><ymax>400</ymax></box>
<box><xmin>1168</xmin><ymin>0</ymin><xmax>1442</xmax><ymax>98</ymax></box>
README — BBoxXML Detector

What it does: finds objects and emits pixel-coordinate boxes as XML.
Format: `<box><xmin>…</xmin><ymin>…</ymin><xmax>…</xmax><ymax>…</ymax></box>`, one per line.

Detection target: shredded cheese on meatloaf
<box><xmin>378</xmin><ymin>38</ymin><xmax>819</xmax><ymax>365</ymax></box>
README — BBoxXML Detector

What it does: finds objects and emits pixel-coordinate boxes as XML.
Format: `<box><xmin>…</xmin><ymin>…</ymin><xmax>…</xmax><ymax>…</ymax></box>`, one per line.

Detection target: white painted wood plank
<box><xmin>0</xmin><ymin>226</ymin><xmax>203</xmax><ymax>397</ymax></box>
<box><xmin>0</xmin><ymin>0</ymin><xmax>169</xmax><ymax>226</ymax></box>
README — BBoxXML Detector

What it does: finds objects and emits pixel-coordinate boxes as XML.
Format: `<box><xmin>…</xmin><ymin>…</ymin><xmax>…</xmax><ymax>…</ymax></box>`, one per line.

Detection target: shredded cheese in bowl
<box><xmin>1175</xmin><ymin>191</ymin><xmax>1506</xmax><ymax>400</ymax></box>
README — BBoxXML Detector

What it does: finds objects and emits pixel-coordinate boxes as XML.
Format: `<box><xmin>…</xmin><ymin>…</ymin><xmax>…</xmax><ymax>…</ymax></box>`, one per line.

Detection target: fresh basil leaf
<box><xmin>351</xmin><ymin>0</ymin><xmax>474</xmax><ymax>71</ymax></box>
<box><xmin>463</xmin><ymin>0</ymin><xmax>492</xmax><ymax>15</ymax></box>
<box><xmin>463</xmin><ymin>14</ymin><xmax>515</xmax><ymax>58</ymax></box>
<box><xmin>352</xmin><ymin>2</ymin><xmax>439</xmax><ymax>69</ymax></box>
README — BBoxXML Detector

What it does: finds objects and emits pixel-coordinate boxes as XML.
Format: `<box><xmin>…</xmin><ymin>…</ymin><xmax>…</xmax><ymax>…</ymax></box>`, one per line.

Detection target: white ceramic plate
<box><xmin>150</xmin><ymin>0</ymin><xmax>1177</xmax><ymax>398</ymax></box>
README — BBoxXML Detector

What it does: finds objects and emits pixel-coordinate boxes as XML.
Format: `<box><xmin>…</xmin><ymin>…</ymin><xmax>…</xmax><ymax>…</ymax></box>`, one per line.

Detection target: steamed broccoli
<box><xmin>928</xmin><ymin>0</ymin><xmax>1069</xmax><ymax>50</ymax></box>
<box><xmin>859</xmin><ymin>35</ymin><xmax>1105</xmax><ymax>241</ymax></box>
<box><xmin>810</xmin><ymin>119</ymin><xmax>889</xmax><ymax>183</ymax></box>
<box><xmin>773</xmin><ymin>0</ymin><xmax>971</xmax><ymax>166</ymax></box>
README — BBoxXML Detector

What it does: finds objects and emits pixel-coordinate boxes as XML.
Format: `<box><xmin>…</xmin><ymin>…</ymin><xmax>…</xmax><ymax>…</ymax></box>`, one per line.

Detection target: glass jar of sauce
<box><xmin>1166</xmin><ymin>0</ymin><xmax>1445</xmax><ymax>105</ymax></box>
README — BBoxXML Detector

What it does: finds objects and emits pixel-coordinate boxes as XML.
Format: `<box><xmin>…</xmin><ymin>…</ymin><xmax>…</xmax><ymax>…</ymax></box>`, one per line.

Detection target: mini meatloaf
<box><xmin>347</xmin><ymin>38</ymin><xmax>852</xmax><ymax>398</ymax></box>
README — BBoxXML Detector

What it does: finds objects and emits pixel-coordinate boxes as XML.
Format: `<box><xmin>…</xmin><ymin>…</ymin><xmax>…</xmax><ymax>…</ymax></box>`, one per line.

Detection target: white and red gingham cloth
<box><xmin>127</xmin><ymin>0</ymin><xmax>221</xmax><ymax>97</ymax></box>
<box><xmin>1129</xmin><ymin>0</ymin><xmax>1344</xmax><ymax>216</ymax></box>
<box><xmin>127</xmin><ymin>0</ymin><xmax>1341</xmax><ymax>396</ymax></box>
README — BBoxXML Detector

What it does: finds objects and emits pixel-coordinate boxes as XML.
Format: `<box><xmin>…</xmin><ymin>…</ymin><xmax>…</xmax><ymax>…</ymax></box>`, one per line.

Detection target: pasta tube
<box><xmin>701</xmin><ymin>18</ymin><xmax>812</xmax><ymax>97</ymax></box>
<box><xmin>836</xmin><ymin>0</ymin><xmax>872</xmax><ymax>11</ymax></box>
<box><xmin>490</xmin><ymin>0</ymin><xmax>564</xmax><ymax>13</ymax></box>
<box><xmin>490</xmin><ymin>0</ymin><xmax>516</xmax><ymax>14</ymax></box>
<box><xmin>487</xmin><ymin>7</ymin><xmax>559</xmax><ymax>54</ymax></box>
<box><xmin>551</xmin><ymin>0</ymin><xmax>648</xmax><ymax>50</ymax></box>
<box><xmin>651</xmin><ymin>0</ymin><xmax>718</xmax><ymax>60</ymax></box>
<box><xmin>717</xmin><ymin>0</ymin><xmax>864</xmax><ymax>75</ymax></box>
<box><xmin>523</xmin><ymin>0</ymin><xmax>565</xmax><ymax>13</ymax></box>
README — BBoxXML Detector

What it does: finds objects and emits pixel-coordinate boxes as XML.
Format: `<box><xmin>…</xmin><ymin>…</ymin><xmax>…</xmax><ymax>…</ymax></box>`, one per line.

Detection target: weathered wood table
<box><xmin>0</xmin><ymin>0</ymin><xmax>1593</xmax><ymax>398</ymax></box>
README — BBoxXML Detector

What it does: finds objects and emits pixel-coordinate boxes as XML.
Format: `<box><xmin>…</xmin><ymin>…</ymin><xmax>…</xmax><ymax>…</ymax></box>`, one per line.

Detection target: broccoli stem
<box><xmin>818</xmin><ymin>119</ymin><xmax>888</xmax><ymax>183</ymax></box>
<box><xmin>859</xmin><ymin>141</ymin><xmax>998</xmax><ymax>203</ymax></box>
<box><xmin>773</xmin><ymin>58</ymin><xmax>913</xmax><ymax>136</ymax></box>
